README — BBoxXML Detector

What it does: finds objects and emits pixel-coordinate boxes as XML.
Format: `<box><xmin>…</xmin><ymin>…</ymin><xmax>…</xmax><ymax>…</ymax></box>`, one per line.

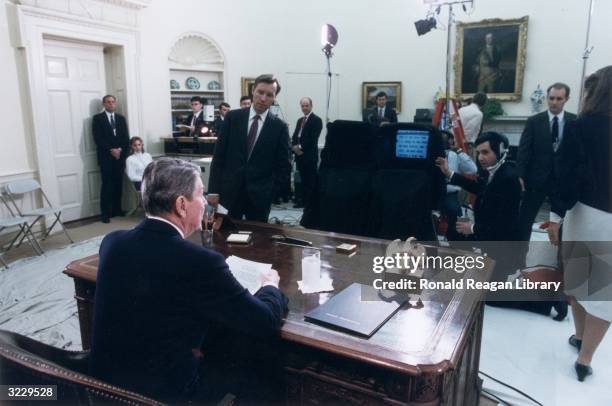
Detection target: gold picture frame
<box><xmin>362</xmin><ymin>82</ymin><xmax>402</xmax><ymax>113</ymax></box>
<box><xmin>454</xmin><ymin>16</ymin><xmax>528</xmax><ymax>101</ymax></box>
<box><xmin>241</xmin><ymin>77</ymin><xmax>256</xmax><ymax>98</ymax></box>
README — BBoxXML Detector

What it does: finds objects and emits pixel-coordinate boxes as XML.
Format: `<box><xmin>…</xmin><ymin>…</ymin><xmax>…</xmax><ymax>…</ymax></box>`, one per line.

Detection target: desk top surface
<box><xmin>64</xmin><ymin>221</ymin><xmax>491</xmax><ymax>375</ymax></box>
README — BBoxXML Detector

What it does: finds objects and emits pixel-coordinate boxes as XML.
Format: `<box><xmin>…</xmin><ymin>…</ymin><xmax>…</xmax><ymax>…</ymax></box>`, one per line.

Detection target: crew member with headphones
<box><xmin>436</xmin><ymin>131</ymin><xmax>566</xmax><ymax>320</ymax></box>
<box><xmin>436</xmin><ymin>131</ymin><xmax>519</xmax><ymax>242</ymax></box>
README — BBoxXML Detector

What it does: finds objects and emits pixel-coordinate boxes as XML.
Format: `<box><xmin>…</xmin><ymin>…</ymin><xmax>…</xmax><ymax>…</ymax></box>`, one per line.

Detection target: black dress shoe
<box><xmin>569</xmin><ymin>335</ymin><xmax>582</xmax><ymax>351</ymax></box>
<box><xmin>101</xmin><ymin>217</ymin><xmax>110</xmax><ymax>224</ymax></box>
<box><xmin>553</xmin><ymin>301</ymin><xmax>568</xmax><ymax>321</ymax></box>
<box><xmin>575</xmin><ymin>362</ymin><xmax>592</xmax><ymax>382</ymax></box>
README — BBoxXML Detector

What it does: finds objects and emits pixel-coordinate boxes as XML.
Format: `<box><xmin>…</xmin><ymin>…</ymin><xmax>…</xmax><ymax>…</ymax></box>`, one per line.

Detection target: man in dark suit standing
<box><xmin>363</xmin><ymin>91</ymin><xmax>398</xmax><ymax>125</ymax></box>
<box><xmin>90</xmin><ymin>158</ymin><xmax>288</xmax><ymax>403</ymax></box>
<box><xmin>209</xmin><ymin>74</ymin><xmax>291</xmax><ymax>222</ymax></box>
<box><xmin>92</xmin><ymin>94</ymin><xmax>129</xmax><ymax>223</ymax></box>
<box><xmin>213</xmin><ymin>101</ymin><xmax>230</xmax><ymax>135</ymax></box>
<box><xmin>517</xmin><ymin>83</ymin><xmax>576</xmax><ymax>242</ymax></box>
<box><xmin>291</xmin><ymin>97</ymin><xmax>323</xmax><ymax>208</ymax></box>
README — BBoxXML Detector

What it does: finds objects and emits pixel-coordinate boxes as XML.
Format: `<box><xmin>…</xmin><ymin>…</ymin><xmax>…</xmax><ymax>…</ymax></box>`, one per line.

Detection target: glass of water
<box><xmin>301</xmin><ymin>247</ymin><xmax>321</xmax><ymax>288</ymax></box>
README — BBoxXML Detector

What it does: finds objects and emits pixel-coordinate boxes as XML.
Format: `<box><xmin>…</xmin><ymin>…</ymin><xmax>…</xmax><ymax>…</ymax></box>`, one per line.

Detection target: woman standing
<box><xmin>125</xmin><ymin>136</ymin><xmax>153</xmax><ymax>191</ymax></box>
<box><xmin>549</xmin><ymin>65</ymin><xmax>612</xmax><ymax>382</ymax></box>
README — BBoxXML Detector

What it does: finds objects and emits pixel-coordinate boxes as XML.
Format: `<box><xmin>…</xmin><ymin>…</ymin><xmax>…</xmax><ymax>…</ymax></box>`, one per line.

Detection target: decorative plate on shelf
<box><xmin>170</xmin><ymin>79</ymin><xmax>180</xmax><ymax>90</ymax></box>
<box><xmin>207</xmin><ymin>80</ymin><xmax>221</xmax><ymax>90</ymax></box>
<box><xmin>185</xmin><ymin>77</ymin><xmax>200</xmax><ymax>90</ymax></box>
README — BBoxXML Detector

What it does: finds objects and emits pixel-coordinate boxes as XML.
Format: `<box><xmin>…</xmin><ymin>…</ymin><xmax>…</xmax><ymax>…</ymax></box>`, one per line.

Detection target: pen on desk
<box><xmin>273</xmin><ymin>241</ymin><xmax>321</xmax><ymax>250</ymax></box>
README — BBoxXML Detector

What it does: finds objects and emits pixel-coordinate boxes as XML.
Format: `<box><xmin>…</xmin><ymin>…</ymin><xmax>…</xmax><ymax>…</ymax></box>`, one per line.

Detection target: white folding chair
<box><xmin>0</xmin><ymin>194</ymin><xmax>43</xmax><ymax>267</ymax></box>
<box><xmin>4</xmin><ymin>179</ymin><xmax>73</xmax><ymax>248</ymax></box>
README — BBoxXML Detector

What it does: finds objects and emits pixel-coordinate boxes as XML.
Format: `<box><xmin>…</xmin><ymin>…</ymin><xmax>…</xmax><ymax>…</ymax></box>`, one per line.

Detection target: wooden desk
<box><xmin>64</xmin><ymin>222</ymin><xmax>491</xmax><ymax>405</ymax></box>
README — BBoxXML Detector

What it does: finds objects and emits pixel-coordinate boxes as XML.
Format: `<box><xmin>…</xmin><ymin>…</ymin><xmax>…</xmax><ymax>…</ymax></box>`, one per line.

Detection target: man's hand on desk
<box><xmin>261</xmin><ymin>269</ymin><xmax>280</xmax><ymax>288</ymax></box>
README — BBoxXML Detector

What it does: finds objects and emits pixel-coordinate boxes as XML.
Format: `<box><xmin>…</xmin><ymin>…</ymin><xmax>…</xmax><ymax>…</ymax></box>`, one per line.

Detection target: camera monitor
<box><xmin>395</xmin><ymin>129</ymin><xmax>430</xmax><ymax>159</ymax></box>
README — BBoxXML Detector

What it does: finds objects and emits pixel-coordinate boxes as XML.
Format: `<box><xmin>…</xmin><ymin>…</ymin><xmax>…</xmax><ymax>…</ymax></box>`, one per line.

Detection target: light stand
<box><xmin>578</xmin><ymin>0</ymin><xmax>595</xmax><ymax>113</ymax></box>
<box><xmin>321</xmin><ymin>24</ymin><xmax>338</xmax><ymax>124</ymax></box>
<box><xmin>418</xmin><ymin>1</ymin><xmax>473</xmax><ymax>130</ymax></box>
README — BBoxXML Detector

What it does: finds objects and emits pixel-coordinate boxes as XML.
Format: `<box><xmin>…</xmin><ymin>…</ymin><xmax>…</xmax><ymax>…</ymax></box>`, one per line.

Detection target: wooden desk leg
<box><xmin>72</xmin><ymin>279</ymin><xmax>95</xmax><ymax>351</ymax></box>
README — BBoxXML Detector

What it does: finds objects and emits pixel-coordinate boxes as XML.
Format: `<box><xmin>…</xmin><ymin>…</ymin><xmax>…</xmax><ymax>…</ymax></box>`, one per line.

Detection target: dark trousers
<box><xmin>229</xmin><ymin>188</ymin><xmax>271</xmax><ymax>223</ymax></box>
<box><xmin>518</xmin><ymin>188</ymin><xmax>549</xmax><ymax>241</ymax></box>
<box><xmin>440</xmin><ymin>191</ymin><xmax>461</xmax><ymax>241</ymax></box>
<box><xmin>100</xmin><ymin>159</ymin><xmax>125</xmax><ymax>219</ymax></box>
<box><xmin>295</xmin><ymin>157</ymin><xmax>317</xmax><ymax>207</ymax></box>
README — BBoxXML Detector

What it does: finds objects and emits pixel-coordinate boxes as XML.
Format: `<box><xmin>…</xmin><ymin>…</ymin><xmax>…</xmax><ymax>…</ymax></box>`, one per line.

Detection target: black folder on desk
<box><xmin>304</xmin><ymin>283</ymin><xmax>406</xmax><ymax>337</ymax></box>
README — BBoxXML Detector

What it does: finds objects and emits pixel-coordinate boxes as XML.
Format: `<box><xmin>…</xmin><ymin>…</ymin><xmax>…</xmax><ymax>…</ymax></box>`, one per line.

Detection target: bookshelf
<box><xmin>168</xmin><ymin>33</ymin><xmax>225</xmax><ymax>136</ymax></box>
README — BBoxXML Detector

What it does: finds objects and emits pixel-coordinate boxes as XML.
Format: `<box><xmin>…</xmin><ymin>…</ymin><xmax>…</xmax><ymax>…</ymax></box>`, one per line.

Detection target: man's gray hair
<box><xmin>141</xmin><ymin>158</ymin><xmax>201</xmax><ymax>216</ymax></box>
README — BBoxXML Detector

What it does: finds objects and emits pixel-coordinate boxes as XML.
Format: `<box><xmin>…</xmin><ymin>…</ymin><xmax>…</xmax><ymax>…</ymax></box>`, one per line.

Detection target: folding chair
<box><xmin>0</xmin><ymin>195</ymin><xmax>43</xmax><ymax>267</ymax></box>
<box><xmin>4</xmin><ymin>179</ymin><xmax>73</xmax><ymax>248</ymax></box>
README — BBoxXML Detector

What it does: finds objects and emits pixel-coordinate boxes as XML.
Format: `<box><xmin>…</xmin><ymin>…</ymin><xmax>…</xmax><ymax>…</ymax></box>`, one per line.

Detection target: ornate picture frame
<box><xmin>241</xmin><ymin>77</ymin><xmax>256</xmax><ymax>98</ymax></box>
<box><xmin>454</xmin><ymin>16</ymin><xmax>528</xmax><ymax>101</ymax></box>
<box><xmin>362</xmin><ymin>82</ymin><xmax>402</xmax><ymax>113</ymax></box>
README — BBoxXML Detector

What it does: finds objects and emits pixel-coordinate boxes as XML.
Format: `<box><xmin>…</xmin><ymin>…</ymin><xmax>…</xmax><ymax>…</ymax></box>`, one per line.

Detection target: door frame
<box><xmin>15</xmin><ymin>4</ymin><xmax>142</xmax><ymax>212</ymax></box>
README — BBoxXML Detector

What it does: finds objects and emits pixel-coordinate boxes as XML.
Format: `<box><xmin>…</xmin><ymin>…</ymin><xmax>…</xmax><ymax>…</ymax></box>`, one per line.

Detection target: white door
<box><xmin>43</xmin><ymin>39</ymin><xmax>106</xmax><ymax>221</ymax></box>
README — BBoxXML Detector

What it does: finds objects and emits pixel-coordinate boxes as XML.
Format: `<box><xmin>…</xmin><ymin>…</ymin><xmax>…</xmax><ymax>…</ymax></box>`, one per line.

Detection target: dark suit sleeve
<box><xmin>472</xmin><ymin>173</ymin><xmax>521</xmax><ymax>240</ymax></box>
<box><xmin>193</xmin><ymin>252</ymin><xmax>288</xmax><ymax>337</ymax></box>
<box><xmin>291</xmin><ymin>119</ymin><xmax>301</xmax><ymax>146</ymax></box>
<box><xmin>449</xmin><ymin>172</ymin><xmax>485</xmax><ymax>195</ymax></box>
<box><xmin>209</xmin><ymin>113</ymin><xmax>232</xmax><ymax>194</ymax></box>
<box><xmin>301</xmin><ymin>117</ymin><xmax>322</xmax><ymax>154</ymax></box>
<box><xmin>274</xmin><ymin>121</ymin><xmax>291</xmax><ymax>191</ymax></box>
<box><xmin>389</xmin><ymin>109</ymin><xmax>398</xmax><ymax>123</ymax></box>
<box><xmin>516</xmin><ymin>117</ymin><xmax>534</xmax><ymax>180</ymax></box>
<box><xmin>118</xmin><ymin>115</ymin><xmax>130</xmax><ymax>159</ymax></box>
<box><xmin>92</xmin><ymin>115</ymin><xmax>112</xmax><ymax>155</ymax></box>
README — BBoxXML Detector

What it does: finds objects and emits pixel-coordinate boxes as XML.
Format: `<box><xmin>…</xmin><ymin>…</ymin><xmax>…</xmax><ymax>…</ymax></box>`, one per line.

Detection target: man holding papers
<box><xmin>89</xmin><ymin>158</ymin><xmax>288</xmax><ymax>403</ymax></box>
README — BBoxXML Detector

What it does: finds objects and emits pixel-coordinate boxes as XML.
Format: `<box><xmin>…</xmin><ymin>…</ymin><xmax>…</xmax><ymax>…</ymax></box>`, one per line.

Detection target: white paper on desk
<box><xmin>225</xmin><ymin>255</ymin><xmax>271</xmax><ymax>295</ymax></box>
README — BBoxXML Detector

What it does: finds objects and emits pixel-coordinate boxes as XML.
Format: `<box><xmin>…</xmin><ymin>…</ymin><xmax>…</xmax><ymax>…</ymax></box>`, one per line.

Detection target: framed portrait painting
<box><xmin>454</xmin><ymin>16</ymin><xmax>528</xmax><ymax>101</ymax></box>
<box><xmin>362</xmin><ymin>82</ymin><xmax>402</xmax><ymax>113</ymax></box>
<box><xmin>241</xmin><ymin>77</ymin><xmax>256</xmax><ymax>98</ymax></box>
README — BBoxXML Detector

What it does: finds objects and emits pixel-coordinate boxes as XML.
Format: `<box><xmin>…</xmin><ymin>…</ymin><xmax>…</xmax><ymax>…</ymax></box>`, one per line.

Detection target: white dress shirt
<box><xmin>446</xmin><ymin>149</ymin><xmax>478</xmax><ymax>193</ymax></box>
<box><xmin>105</xmin><ymin>111</ymin><xmax>117</xmax><ymax>136</ymax></box>
<box><xmin>125</xmin><ymin>152</ymin><xmax>153</xmax><ymax>182</ymax></box>
<box><xmin>248</xmin><ymin>106</ymin><xmax>269</xmax><ymax>145</ymax></box>
<box><xmin>458</xmin><ymin>103</ymin><xmax>483</xmax><ymax>143</ymax></box>
<box><xmin>547</xmin><ymin>110</ymin><xmax>566</xmax><ymax>147</ymax></box>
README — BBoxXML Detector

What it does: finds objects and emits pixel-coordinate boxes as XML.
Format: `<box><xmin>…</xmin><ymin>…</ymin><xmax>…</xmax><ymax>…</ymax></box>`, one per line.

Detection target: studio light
<box><xmin>321</xmin><ymin>24</ymin><xmax>338</xmax><ymax>57</ymax></box>
<box><xmin>414</xmin><ymin>17</ymin><xmax>437</xmax><ymax>36</ymax></box>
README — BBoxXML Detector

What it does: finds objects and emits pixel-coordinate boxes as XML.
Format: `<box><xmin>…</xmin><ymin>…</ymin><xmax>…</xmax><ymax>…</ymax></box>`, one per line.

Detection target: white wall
<box><xmin>1</xmin><ymin>0</ymin><xmax>611</xmax><ymax>182</ymax></box>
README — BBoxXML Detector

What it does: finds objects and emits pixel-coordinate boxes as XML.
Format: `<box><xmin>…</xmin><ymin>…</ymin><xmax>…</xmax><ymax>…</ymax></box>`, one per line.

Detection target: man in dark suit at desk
<box><xmin>179</xmin><ymin>96</ymin><xmax>208</xmax><ymax>137</ymax></box>
<box><xmin>291</xmin><ymin>97</ymin><xmax>323</xmax><ymax>208</ymax></box>
<box><xmin>209</xmin><ymin>74</ymin><xmax>291</xmax><ymax>222</ymax></box>
<box><xmin>517</xmin><ymin>83</ymin><xmax>576</xmax><ymax>242</ymax></box>
<box><xmin>92</xmin><ymin>94</ymin><xmax>130</xmax><ymax>223</ymax></box>
<box><xmin>89</xmin><ymin>158</ymin><xmax>288</xmax><ymax>403</ymax></box>
<box><xmin>363</xmin><ymin>91</ymin><xmax>398</xmax><ymax>125</ymax></box>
